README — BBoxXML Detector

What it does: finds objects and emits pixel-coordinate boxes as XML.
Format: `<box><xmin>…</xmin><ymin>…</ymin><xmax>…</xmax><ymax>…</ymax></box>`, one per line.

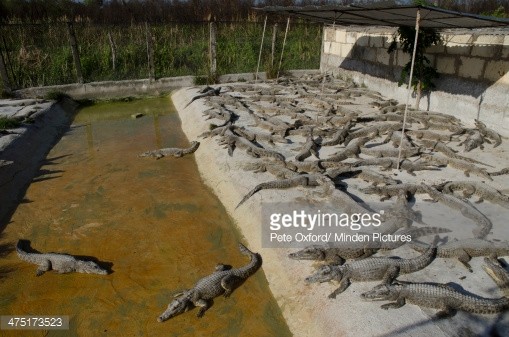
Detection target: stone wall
<box><xmin>321</xmin><ymin>26</ymin><xmax>509</xmax><ymax>135</ymax></box>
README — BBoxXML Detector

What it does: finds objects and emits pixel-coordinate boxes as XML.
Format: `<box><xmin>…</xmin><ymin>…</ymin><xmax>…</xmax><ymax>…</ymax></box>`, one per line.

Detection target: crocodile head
<box><xmin>360</xmin><ymin>284</ymin><xmax>397</xmax><ymax>301</ymax></box>
<box><xmin>304</xmin><ymin>264</ymin><xmax>342</xmax><ymax>284</ymax></box>
<box><xmin>288</xmin><ymin>246</ymin><xmax>325</xmax><ymax>261</ymax></box>
<box><xmin>157</xmin><ymin>292</ymin><xmax>193</xmax><ymax>322</ymax></box>
<box><xmin>76</xmin><ymin>260</ymin><xmax>108</xmax><ymax>275</ymax></box>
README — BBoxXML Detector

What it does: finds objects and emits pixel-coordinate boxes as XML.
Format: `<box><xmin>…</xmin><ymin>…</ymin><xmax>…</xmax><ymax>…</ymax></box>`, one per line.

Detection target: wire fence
<box><xmin>0</xmin><ymin>21</ymin><xmax>323</xmax><ymax>91</ymax></box>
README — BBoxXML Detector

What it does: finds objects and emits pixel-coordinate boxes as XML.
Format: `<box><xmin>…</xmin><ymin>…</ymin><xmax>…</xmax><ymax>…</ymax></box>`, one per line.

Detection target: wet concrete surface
<box><xmin>0</xmin><ymin>97</ymin><xmax>291</xmax><ymax>337</ymax></box>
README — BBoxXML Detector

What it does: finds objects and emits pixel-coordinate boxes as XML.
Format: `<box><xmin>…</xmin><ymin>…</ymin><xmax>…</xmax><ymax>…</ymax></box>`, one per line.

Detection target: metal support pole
<box><xmin>209</xmin><ymin>21</ymin><xmax>217</xmax><ymax>79</ymax></box>
<box><xmin>255</xmin><ymin>15</ymin><xmax>268</xmax><ymax>82</ymax></box>
<box><xmin>397</xmin><ymin>9</ymin><xmax>421</xmax><ymax>170</ymax></box>
<box><xmin>277</xmin><ymin>17</ymin><xmax>290</xmax><ymax>79</ymax></box>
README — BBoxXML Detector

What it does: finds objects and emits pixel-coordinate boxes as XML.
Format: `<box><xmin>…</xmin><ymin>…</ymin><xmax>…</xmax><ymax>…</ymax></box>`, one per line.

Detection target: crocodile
<box><xmin>353</xmin><ymin>157</ymin><xmax>441</xmax><ymax>176</ymax></box>
<box><xmin>322</xmin><ymin>137</ymin><xmax>370</xmax><ymax>162</ymax></box>
<box><xmin>490</xmin><ymin>167</ymin><xmax>509</xmax><ymax>176</ymax></box>
<box><xmin>421</xmin><ymin>184</ymin><xmax>493</xmax><ymax>239</ymax></box>
<box><xmin>435</xmin><ymin>180</ymin><xmax>509</xmax><ymax>209</ymax></box>
<box><xmin>459</xmin><ymin>130</ymin><xmax>484</xmax><ymax>152</ymax></box>
<box><xmin>139</xmin><ymin>141</ymin><xmax>200</xmax><ymax>159</ymax></box>
<box><xmin>361</xmin><ymin>281</ymin><xmax>509</xmax><ymax>316</ymax></box>
<box><xmin>360</xmin><ymin>146</ymin><xmax>422</xmax><ymax>159</ymax></box>
<box><xmin>410</xmin><ymin>238</ymin><xmax>509</xmax><ymax>272</ymax></box>
<box><xmin>218</xmin><ymin>131</ymin><xmax>285</xmax><ymax>161</ymax></box>
<box><xmin>483</xmin><ymin>257</ymin><xmax>509</xmax><ymax>296</ymax></box>
<box><xmin>235</xmin><ymin>174</ymin><xmax>326</xmax><ymax>209</ymax></box>
<box><xmin>242</xmin><ymin>161</ymin><xmax>297</xmax><ymax>180</ymax></box>
<box><xmin>475</xmin><ymin>119</ymin><xmax>502</xmax><ymax>147</ymax></box>
<box><xmin>185</xmin><ymin>87</ymin><xmax>221</xmax><ymax>108</ymax></box>
<box><xmin>16</xmin><ymin>240</ymin><xmax>108</xmax><ymax>276</ymax></box>
<box><xmin>305</xmin><ymin>237</ymin><xmax>438</xmax><ymax>298</ymax></box>
<box><xmin>157</xmin><ymin>243</ymin><xmax>261</xmax><ymax>321</ymax></box>
<box><xmin>229</xmin><ymin>125</ymin><xmax>288</xmax><ymax>145</ymax></box>
<box><xmin>326</xmin><ymin>167</ymin><xmax>399</xmax><ymax>186</ymax></box>
<box><xmin>420</xmin><ymin>153</ymin><xmax>493</xmax><ymax>181</ymax></box>
<box><xmin>417</xmin><ymin>139</ymin><xmax>490</xmax><ymax>167</ymax></box>
<box><xmin>360</xmin><ymin>183</ymin><xmax>429</xmax><ymax>201</ymax></box>
<box><xmin>343</xmin><ymin>123</ymin><xmax>402</xmax><ymax>146</ymax></box>
<box><xmin>406</xmin><ymin>130</ymin><xmax>453</xmax><ymax>142</ymax></box>
<box><xmin>289</xmin><ymin>227</ymin><xmax>448</xmax><ymax>265</ymax></box>
<box><xmin>294</xmin><ymin>134</ymin><xmax>321</xmax><ymax>161</ymax></box>
<box><xmin>382</xmin><ymin>130</ymin><xmax>417</xmax><ymax>149</ymax></box>
<box><xmin>321</xmin><ymin>122</ymin><xmax>352</xmax><ymax>146</ymax></box>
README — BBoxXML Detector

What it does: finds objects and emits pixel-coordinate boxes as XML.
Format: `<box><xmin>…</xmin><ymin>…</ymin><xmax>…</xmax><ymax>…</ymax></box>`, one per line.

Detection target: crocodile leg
<box><xmin>381</xmin><ymin>298</ymin><xmax>405</xmax><ymax>310</ymax></box>
<box><xmin>36</xmin><ymin>260</ymin><xmax>51</xmax><ymax>276</ymax></box>
<box><xmin>194</xmin><ymin>298</ymin><xmax>211</xmax><ymax>318</ymax></box>
<box><xmin>434</xmin><ymin>307</ymin><xmax>456</xmax><ymax>319</ymax></box>
<box><xmin>382</xmin><ymin>265</ymin><xmax>400</xmax><ymax>284</ymax></box>
<box><xmin>456</xmin><ymin>250</ymin><xmax>473</xmax><ymax>272</ymax></box>
<box><xmin>221</xmin><ymin>275</ymin><xmax>240</xmax><ymax>298</ymax></box>
<box><xmin>328</xmin><ymin>278</ymin><xmax>350</xmax><ymax>299</ymax></box>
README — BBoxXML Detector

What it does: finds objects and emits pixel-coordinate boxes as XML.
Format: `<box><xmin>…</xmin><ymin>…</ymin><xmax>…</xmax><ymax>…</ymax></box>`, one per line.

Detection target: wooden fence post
<box><xmin>271</xmin><ymin>23</ymin><xmax>278</xmax><ymax>67</ymax></box>
<box><xmin>67</xmin><ymin>21</ymin><xmax>83</xmax><ymax>84</ymax></box>
<box><xmin>145</xmin><ymin>22</ymin><xmax>155</xmax><ymax>81</ymax></box>
<box><xmin>0</xmin><ymin>47</ymin><xmax>12</xmax><ymax>93</ymax></box>
<box><xmin>209</xmin><ymin>21</ymin><xmax>217</xmax><ymax>78</ymax></box>
<box><xmin>107</xmin><ymin>32</ymin><xmax>116</xmax><ymax>72</ymax></box>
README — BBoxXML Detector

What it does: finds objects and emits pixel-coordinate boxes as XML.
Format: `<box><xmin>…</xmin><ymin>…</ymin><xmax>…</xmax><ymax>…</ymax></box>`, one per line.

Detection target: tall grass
<box><xmin>0</xmin><ymin>21</ymin><xmax>322</xmax><ymax>90</ymax></box>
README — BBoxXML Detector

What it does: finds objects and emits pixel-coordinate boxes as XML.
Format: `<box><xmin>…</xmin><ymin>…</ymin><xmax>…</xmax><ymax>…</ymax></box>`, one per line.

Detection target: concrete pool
<box><xmin>0</xmin><ymin>96</ymin><xmax>291</xmax><ymax>336</ymax></box>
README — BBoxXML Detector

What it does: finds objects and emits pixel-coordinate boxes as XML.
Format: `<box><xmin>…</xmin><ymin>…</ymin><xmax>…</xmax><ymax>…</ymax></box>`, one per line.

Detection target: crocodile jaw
<box><xmin>77</xmin><ymin>261</ymin><xmax>108</xmax><ymax>275</ymax></box>
<box><xmin>305</xmin><ymin>265</ymin><xmax>341</xmax><ymax>284</ymax></box>
<box><xmin>361</xmin><ymin>284</ymin><xmax>394</xmax><ymax>301</ymax></box>
<box><xmin>157</xmin><ymin>295</ymin><xmax>191</xmax><ymax>322</ymax></box>
<box><xmin>288</xmin><ymin>246</ymin><xmax>325</xmax><ymax>261</ymax></box>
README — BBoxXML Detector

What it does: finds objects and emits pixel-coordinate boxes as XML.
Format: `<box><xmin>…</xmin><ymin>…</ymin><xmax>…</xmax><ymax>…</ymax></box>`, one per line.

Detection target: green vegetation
<box><xmin>388</xmin><ymin>26</ymin><xmax>441</xmax><ymax>109</ymax></box>
<box><xmin>0</xmin><ymin>22</ymin><xmax>321</xmax><ymax>90</ymax></box>
<box><xmin>0</xmin><ymin>117</ymin><xmax>21</xmax><ymax>129</ymax></box>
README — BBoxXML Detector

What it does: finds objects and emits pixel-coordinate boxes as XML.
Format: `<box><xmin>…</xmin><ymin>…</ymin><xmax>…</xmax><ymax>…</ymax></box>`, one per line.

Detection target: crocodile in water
<box><xmin>16</xmin><ymin>240</ymin><xmax>108</xmax><ymax>276</ymax></box>
<box><xmin>157</xmin><ymin>243</ymin><xmax>261</xmax><ymax>321</ymax></box>
<box><xmin>139</xmin><ymin>141</ymin><xmax>200</xmax><ymax>159</ymax></box>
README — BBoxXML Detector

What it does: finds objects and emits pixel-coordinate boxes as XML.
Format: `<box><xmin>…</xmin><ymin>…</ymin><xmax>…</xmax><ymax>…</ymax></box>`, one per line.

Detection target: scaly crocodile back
<box><xmin>400</xmin><ymin>283</ymin><xmax>509</xmax><ymax>314</ymax></box>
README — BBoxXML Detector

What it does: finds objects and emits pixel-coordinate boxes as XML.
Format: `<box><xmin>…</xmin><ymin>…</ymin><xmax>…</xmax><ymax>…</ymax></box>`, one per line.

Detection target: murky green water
<box><xmin>0</xmin><ymin>97</ymin><xmax>291</xmax><ymax>337</ymax></box>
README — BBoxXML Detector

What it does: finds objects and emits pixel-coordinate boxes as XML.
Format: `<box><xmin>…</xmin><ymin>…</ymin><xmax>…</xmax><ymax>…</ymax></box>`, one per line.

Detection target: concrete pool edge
<box><xmin>0</xmin><ymin>98</ymin><xmax>78</xmax><ymax>226</ymax></box>
<box><xmin>172</xmin><ymin>88</ymin><xmax>333</xmax><ymax>337</ymax></box>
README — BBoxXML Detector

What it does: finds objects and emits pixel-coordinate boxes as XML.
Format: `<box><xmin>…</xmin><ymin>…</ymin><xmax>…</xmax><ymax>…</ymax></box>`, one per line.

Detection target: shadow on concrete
<box><xmin>334</xmin><ymin>34</ymin><xmax>508</xmax><ymax>106</ymax></box>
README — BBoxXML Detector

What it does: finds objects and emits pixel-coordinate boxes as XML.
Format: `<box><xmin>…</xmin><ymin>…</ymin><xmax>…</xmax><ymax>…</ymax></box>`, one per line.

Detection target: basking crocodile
<box><xmin>353</xmin><ymin>157</ymin><xmax>441</xmax><ymax>176</ymax></box>
<box><xmin>323</xmin><ymin>137</ymin><xmax>370</xmax><ymax>162</ymax></box>
<box><xmin>235</xmin><ymin>174</ymin><xmax>326</xmax><ymax>209</ymax></box>
<box><xmin>289</xmin><ymin>227</ymin><xmax>448</xmax><ymax>265</ymax></box>
<box><xmin>406</xmin><ymin>130</ymin><xmax>453</xmax><ymax>142</ymax></box>
<box><xmin>361</xmin><ymin>281</ymin><xmax>509</xmax><ymax>316</ymax></box>
<box><xmin>294</xmin><ymin>133</ymin><xmax>321</xmax><ymax>161</ymax></box>
<box><xmin>185</xmin><ymin>87</ymin><xmax>221</xmax><ymax>108</ymax></box>
<box><xmin>157</xmin><ymin>243</ymin><xmax>261</xmax><ymax>321</ymax></box>
<box><xmin>417</xmin><ymin>139</ymin><xmax>490</xmax><ymax>167</ymax></box>
<box><xmin>475</xmin><ymin>119</ymin><xmax>502</xmax><ymax>147</ymax></box>
<box><xmin>421</xmin><ymin>153</ymin><xmax>492</xmax><ymax>181</ymax></box>
<box><xmin>459</xmin><ymin>130</ymin><xmax>484</xmax><ymax>152</ymax></box>
<box><xmin>140</xmin><ymin>141</ymin><xmax>200</xmax><ymax>159</ymax></box>
<box><xmin>435</xmin><ymin>180</ymin><xmax>509</xmax><ymax>209</ymax></box>
<box><xmin>483</xmin><ymin>257</ymin><xmax>509</xmax><ymax>296</ymax></box>
<box><xmin>343</xmin><ymin>123</ymin><xmax>402</xmax><ymax>146</ymax></box>
<box><xmin>421</xmin><ymin>184</ymin><xmax>493</xmax><ymax>239</ymax></box>
<box><xmin>410</xmin><ymin>238</ymin><xmax>509</xmax><ymax>272</ymax></box>
<box><xmin>16</xmin><ymin>240</ymin><xmax>108</xmax><ymax>276</ymax></box>
<box><xmin>218</xmin><ymin>131</ymin><xmax>285</xmax><ymax>161</ymax></box>
<box><xmin>321</xmin><ymin>122</ymin><xmax>352</xmax><ymax>146</ymax></box>
<box><xmin>360</xmin><ymin>183</ymin><xmax>429</xmax><ymax>201</ymax></box>
<box><xmin>305</xmin><ymin>237</ymin><xmax>438</xmax><ymax>298</ymax></box>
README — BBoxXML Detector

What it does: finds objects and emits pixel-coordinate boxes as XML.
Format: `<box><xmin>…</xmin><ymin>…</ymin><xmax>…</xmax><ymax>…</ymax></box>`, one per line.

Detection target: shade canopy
<box><xmin>256</xmin><ymin>4</ymin><xmax>509</xmax><ymax>29</ymax></box>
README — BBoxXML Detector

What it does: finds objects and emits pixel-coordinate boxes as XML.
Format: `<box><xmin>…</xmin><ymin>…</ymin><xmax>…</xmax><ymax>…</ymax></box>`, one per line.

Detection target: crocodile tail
<box><xmin>236</xmin><ymin>243</ymin><xmax>262</xmax><ymax>278</ymax></box>
<box><xmin>408</xmin><ymin>227</ymin><xmax>451</xmax><ymax>240</ymax></box>
<box><xmin>15</xmin><ymin>239</ymin><xmax>33</xmax><ymax>262</ymax></box>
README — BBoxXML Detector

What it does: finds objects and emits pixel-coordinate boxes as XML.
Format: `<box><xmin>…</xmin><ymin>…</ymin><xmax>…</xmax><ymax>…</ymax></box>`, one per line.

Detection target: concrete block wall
<box><xmin>321</xmin><ymin>26</ymin><xmax>509</xmax><ymax>136</ymax></box>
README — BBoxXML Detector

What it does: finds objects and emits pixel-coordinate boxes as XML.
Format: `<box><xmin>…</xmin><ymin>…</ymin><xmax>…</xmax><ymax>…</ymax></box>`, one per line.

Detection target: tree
<box><xmin>388</xmin><ymin>26</ymin><xmax>441</xmax><ymax>109</ymax></box>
